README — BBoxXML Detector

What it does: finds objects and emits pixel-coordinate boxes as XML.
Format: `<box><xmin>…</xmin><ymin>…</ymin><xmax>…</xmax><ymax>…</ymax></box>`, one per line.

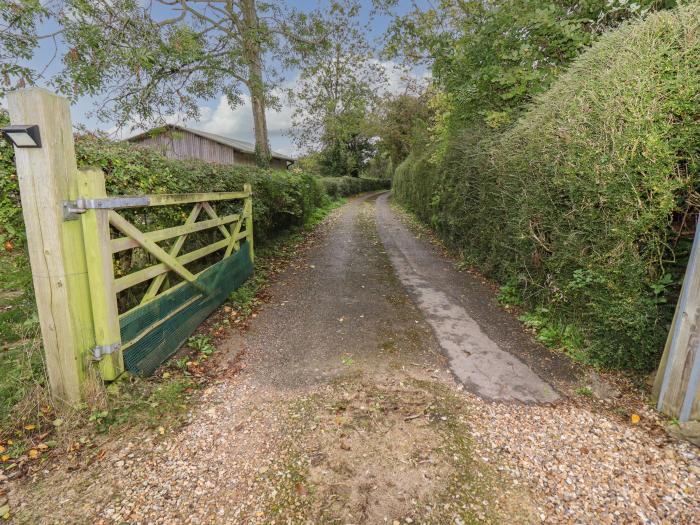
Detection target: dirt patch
<box><xmin>257</xmin><ymin>372</ymin><xmax>537</xmax><ymax>524</ymax></box>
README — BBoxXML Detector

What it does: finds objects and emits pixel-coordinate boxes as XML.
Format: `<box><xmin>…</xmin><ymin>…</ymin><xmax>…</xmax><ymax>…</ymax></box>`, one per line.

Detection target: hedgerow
<box><xmin>394</xmin><ymin>4</ymin><xmax>700</xmax><ymax>371</ymax></box>
<box><xmin>319</xmin><ymin>176</ymin><xmax>390</xmax><ymax>199</ymax></box>
<box><xmin>0</xmin><ymin>118</ymin><xmax>391</xmax><ymax>249</ymax></box>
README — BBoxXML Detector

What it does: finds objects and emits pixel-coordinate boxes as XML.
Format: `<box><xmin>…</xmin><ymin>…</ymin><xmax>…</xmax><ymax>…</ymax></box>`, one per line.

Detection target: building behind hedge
<box><xmin>128</xmin><ymin>125</ymin><xmax>294</xmax><ymax>170</ymax></box>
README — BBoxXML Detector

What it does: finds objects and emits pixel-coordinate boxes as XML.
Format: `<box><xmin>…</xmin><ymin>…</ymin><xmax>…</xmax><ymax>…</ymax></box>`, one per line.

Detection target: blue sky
<box><xmin>12</xmin><ymin>1</ymin><xmax>426</xmax><ymax>157</ymax></box>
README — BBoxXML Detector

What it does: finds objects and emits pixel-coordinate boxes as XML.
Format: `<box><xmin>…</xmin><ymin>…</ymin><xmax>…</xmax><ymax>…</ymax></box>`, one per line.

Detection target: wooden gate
<box><xmin>5</xmin><ymin>87</ymin><xmax>254</xmax><ymax>404</ymax></box>
<box><xmin>72</xmin><ymin>170</ymin><xmax>254</xmax><ymax>378</ymax></box>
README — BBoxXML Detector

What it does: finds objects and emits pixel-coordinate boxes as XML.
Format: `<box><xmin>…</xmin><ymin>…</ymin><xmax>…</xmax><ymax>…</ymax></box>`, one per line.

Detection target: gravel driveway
<box><xmin>6</xmin><ymin>193</ymin><xmax>699</xmax><ymax>524</ymax></box>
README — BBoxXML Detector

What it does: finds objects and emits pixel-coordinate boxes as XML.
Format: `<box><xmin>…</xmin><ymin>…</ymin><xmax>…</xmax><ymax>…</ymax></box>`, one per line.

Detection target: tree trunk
<box><xmin>250</xmin><ymin>84</ymin><xmax>270</xmax><ymax>167</ymax></box>
<box><xmin>241</xmin><ymin>0</ymin><xmax>271</xmax><ymax>168</ymax></box>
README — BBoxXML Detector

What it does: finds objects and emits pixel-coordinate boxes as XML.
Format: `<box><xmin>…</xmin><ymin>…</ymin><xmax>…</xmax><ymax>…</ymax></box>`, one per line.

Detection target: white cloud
<box><xmin>191</xmin><ymin>93</ymin><xmax>293</xmax><ymax>143</ymax></box>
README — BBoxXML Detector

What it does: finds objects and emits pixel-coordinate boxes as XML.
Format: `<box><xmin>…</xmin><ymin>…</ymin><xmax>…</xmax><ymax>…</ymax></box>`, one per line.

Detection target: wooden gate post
<box><xmin>7</xmin><ymin>88</ymin><xmax>96</xmax><ymax>404</ymax></box>
<box><xmin>244</xmin><ymin>183</ymin><xmax>254</xmax><ymax>262</ymax></box>
<box><xmin>77</xmin><ymin>168</ymin><xmax>124</xmax><ymax>381</ymax></box>
<box><xmin>653</xmin><ymin>217</ymin><xmax>700</xmax><ymax>422</ymax></box>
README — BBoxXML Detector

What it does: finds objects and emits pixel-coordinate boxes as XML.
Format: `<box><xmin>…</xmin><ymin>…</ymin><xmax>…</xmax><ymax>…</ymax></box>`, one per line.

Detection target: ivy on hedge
<box><xmin>394</xmin><ymin>4</ymin><xmax>700</xmax><ymax>372</ymax></box>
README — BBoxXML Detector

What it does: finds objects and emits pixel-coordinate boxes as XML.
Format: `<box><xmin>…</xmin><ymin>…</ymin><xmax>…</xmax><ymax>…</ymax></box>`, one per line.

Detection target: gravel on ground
<box><xmin>3</xmin><ymin>193</ymin><xmax>698</xmax><ymax>524</ymax></box>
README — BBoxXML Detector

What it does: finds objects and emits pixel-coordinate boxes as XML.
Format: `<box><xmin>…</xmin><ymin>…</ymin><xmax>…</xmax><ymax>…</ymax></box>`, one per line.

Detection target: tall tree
<box><xmin>378</xmin><ymin>0</ymin><xmax>670</xmax><ymax>131</ymax></box>
<box><xmin>370</xmin><ymin>90</ymin><xmax>434</xmax><ymax>167</ymax></box>
<box><xmin>0</xmin><ymin>0</ymin><xmax>323</xmax><ymax>167</ymax></box>
<box><xmin>287</xmin><ymin>0</ymin><xmax>386</xmax><ymax>176</ymax></box>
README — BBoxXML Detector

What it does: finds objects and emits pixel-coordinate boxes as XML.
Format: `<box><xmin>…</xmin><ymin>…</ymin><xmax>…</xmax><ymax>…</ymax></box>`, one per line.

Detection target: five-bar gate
<box><xmin>71</xmin><ymin>170</ymin><xmax>254</xmax><ymax>378</ymax></box>
<box><xmin>6</xmin><ymin>87</ymin><xmax>254</xmax><ymax>403</ymax></box>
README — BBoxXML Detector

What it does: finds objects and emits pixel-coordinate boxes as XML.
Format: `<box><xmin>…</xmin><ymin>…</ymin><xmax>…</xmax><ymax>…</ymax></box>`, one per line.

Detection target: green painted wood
<box><xmin>244</xmin><ymin>184</ymin><xmax>254</xmax><ymax>263</ymax></box>
<box><xmin>120</xmin><ymin>242</ymin><xmax>253</xmax><ymax>375</ymax></box>
<box><xmin>201</xmin><ymin>202</ymin><xmax>232</xmax><ymax>240</ymax></box>
<box><xmin>141</xmin><ymin>203</ymin><xmax>203</xmax><ymax>303</ymax></box>
<box><xmin>77</xmin><ymin>169</ymin><xmax>124</xmax><ymax>381</ymax></box>
<box><xmin>114</xmin><ymin>238</ymin><xmax>230</xmax><ymax>293</ymax></box>
<box><xmin>109</xmin><ymin>211</ymin><xmax>197</xmax><ymax>284</ymax></box>
<box><xmin>86</xmin><ymin>191</ymin><xmax>250</xmax><ymax>209</ymax></box>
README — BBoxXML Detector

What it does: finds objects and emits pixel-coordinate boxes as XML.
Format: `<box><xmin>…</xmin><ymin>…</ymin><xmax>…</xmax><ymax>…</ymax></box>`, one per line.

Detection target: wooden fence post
<box><xmin>77</xmin><ymin>168</ymin><xmax>124</xmax><ymax>381</ymax></box>
<box><xmin>7</xmin><ymin>88</ymin><xmax>95</xmax><ymax>404</ymax></box>
<box><xmin>244</xmin><ymin>183</ymin><xmax>254</xmax><ymax>262</ymax></box>
<box><xmin>653</xmin><ymin>217</ymin><xmax>700</xmax><ymax>422</ymax></box>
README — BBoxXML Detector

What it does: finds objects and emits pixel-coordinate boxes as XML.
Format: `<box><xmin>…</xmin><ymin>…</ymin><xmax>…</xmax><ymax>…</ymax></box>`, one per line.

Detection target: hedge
<box><xmin>0</xmin><ymin>120</ymin><xmax>391</xmax><ymax>249</ymax></box>
<box><xmin>394</xmin><ymin>4</ymin><xmax>700</xmax><ymax>372</ymax></box>
<box><xmin>1</xmin><ymin>127</ymin><xmax>331</xmax><ymax>248</ymax></box>
<box><xmin>1</xmin><ymin>117</ymin><xmax>393</xmax><ymax>314</ymax></box>
<box><xmin>319</xmin><ymin>176</ymin><xmax>391</xmax><ymax>199</ymax></box>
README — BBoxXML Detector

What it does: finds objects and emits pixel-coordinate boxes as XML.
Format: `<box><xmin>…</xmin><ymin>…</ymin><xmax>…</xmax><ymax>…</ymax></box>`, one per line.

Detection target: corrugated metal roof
<box><xmin>128</xmin><ymin>124</ymin><xmax>295</xmax><ymax>162</ymax></box>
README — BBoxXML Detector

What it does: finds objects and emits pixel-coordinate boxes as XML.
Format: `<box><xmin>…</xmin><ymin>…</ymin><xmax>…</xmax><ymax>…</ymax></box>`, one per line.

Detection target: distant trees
<box><xmin>371</xmin><ymin>91</ymin><xmax>433</xmax><ymax>168</ymax></box>
<box><xmin>288</xmin><ymin>1</ymin><xmax>386</xmax><ymax>177</ymax></box>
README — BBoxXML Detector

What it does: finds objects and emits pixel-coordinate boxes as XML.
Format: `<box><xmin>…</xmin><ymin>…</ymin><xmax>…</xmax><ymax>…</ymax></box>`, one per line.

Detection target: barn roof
<box><xmin>128</xmin><ymin>124</ymin><xmax>295</xmax><ymax>162</ymax></box>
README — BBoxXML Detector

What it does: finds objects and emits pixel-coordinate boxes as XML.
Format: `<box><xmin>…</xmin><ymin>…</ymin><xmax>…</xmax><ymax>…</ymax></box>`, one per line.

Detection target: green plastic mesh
<box><xmin>119</xmin><ymin>242</ymin><xmax>253</xmax><ymax>376</ymax></box>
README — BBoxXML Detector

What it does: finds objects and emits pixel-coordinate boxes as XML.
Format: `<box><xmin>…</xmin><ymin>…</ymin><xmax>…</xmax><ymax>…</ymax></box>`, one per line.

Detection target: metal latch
<box><xmin>92</xmin><ymin>342</ymin><xmax>121</xmax><ymax>360</ymax></box>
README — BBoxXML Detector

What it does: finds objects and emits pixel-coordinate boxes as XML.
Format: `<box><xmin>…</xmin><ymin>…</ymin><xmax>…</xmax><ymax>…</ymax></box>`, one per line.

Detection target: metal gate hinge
<box><xmin>62</xmin><ymin>200</ymin><xmax>87</xmax><ymax>221</ymax></box>
<box><xmin>63</xmin><ymin>196</ymin><xmax>151</xmax><ymax>220</ymax></box>
<box><xmin>92</xmin><ymin>342</ymin><xmax>121</xmax><ymax>360</ymax></box>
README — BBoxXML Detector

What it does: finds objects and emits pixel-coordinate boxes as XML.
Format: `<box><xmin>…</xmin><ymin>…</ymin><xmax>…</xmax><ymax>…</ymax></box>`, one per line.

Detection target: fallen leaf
<box><xmin>28</xmin><ymin>449</ymin><xmax>40</xmax><ymax>459</ymax></box>
<box><xmin>631</xmin><ymin>414</ymin><xmax>641</xmax><ymax>424</ymax></box>
<box><xmin>0</xmin><ymin>446</ymin><xmax>4</xmax><ymax>454</ymax></box>
<box><xmin>52</xmin><ymin>418</ymin><xmax>64</xmax><ymax>427</ymax></box>
<box><xmin>37</xmin><ymin>443</ymin><xmax>49</xmax><ymax>451</ymax></box>
<box><xmin>1</xmin><ymin>455</ymin><xmax>9</xmax><ymax>462</ymax></box>
<box><xmin>157</xmin><ymin>426</ymin><xmax>165</xmax><ymax>435</ymax></box>
<box><xmin>24</xmin><ymin>424</ymin><xmax>36</xmax><ymax>431</ymax></box>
